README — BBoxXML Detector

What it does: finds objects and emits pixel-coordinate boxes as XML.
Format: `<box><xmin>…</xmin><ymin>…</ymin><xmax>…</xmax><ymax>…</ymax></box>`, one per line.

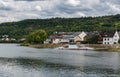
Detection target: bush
<box><xmin>118</xmin><ymin>39</ymin><xmax>120</xmax><ymax>44</ymax></box>
<box><xmin>26</xmin><ymin>29</ymin><xmax>47</xmax><ymax>44</ymax></box>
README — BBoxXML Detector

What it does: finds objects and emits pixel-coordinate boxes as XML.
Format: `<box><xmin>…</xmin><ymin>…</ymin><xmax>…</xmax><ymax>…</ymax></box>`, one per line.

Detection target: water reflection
<box><xmin>0</xmin><ymin>44</ymin><xmax>120</xmax><ymax>77</ymax></box>
<box><xmin>0</xmin><ymin>57</ymin><xmax>120</xmax><ymax>77</ymax></box>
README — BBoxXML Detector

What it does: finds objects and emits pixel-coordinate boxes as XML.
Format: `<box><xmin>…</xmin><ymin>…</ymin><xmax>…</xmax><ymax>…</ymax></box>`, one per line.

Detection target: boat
<box><xmin>55</xmin><ymin>44</ymin><xmax>94</xmax><ymax>50</ymax></box>
<box><xmin>78</xmin><ymin>47</ymin><xmax>94</xmax><ymax>50</ymax></box>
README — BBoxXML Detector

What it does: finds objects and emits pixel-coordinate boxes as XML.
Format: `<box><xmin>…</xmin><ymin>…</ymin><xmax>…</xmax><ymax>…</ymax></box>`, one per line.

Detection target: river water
<box><xmin>0</xmin><ymin>44</ymin><xmax>120</xmax><ymax>77</ymax></box>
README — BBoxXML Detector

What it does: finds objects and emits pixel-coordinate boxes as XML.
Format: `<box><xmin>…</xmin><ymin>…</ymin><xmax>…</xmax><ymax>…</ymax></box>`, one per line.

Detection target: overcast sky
<box><xmin>0</xmin><ymin>0</ymin><xmax>120</xmax><ymax>23</ymax></box>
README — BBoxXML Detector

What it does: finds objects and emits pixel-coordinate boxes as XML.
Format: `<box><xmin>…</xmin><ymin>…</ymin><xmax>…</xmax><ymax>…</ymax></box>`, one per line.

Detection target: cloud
<box><xmin>107</xmin><ymin>3</ymin><xmax>120</xmax><ymax>13</ymax></box>
<box><xmin>35</xmin><ymin>5</ymin><xmax>42</xmax><ymax>11</ymax></box>
<box><xmin>66</xmin><ymin>0</ymin><xmax>81</xmax><ymax>6</ymax></box>
<box><xmin>14</xmin><ymin>0</ymin><xmax>45</xmax><ymax>1</ymax></box>
<box><xmin>0</xmin><ymin>0</ymin><xmax>119</xmax><ymax>23</ymax></box>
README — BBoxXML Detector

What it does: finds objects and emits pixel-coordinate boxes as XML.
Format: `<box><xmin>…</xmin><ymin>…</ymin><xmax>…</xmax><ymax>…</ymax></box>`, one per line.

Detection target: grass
<box><xmin>86</xmin><ymin>44</ymin><xmax>120</xmax><ymax>52</ymax></box>
<box><xmin>20</xmin><ymin>43</ymin><xmax>63</xmax><ymax>48</ymax></box>
<box><xmin>108</xmin><ymin>48</ymin><xmax>120</xmax><ymax>52</ymax></box>
<box><xmin>21</xmin><ymin>43</ymin><xmax>120</xmax><ymax>52</ymax></box>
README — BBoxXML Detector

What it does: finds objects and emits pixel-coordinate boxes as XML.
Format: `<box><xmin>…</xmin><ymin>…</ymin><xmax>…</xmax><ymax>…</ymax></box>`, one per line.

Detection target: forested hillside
<box><xmin>0</xmin><ymin>14</ymin><xmax>120</xmax><ymax>39</ymax></box>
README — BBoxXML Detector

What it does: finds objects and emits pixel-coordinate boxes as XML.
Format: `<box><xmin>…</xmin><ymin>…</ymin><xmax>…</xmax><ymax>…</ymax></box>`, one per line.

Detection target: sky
<box><xmin>0</xmin><ymin>0</ymin><xmax>120</xmax><ymax>23</ymax></box>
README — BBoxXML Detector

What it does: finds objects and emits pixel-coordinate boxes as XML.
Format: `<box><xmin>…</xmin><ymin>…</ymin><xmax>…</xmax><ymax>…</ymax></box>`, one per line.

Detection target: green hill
<box><xmin>0</xmin><ymin>14</ymin><xmax>120</xmax><ymax>39</ymax></box>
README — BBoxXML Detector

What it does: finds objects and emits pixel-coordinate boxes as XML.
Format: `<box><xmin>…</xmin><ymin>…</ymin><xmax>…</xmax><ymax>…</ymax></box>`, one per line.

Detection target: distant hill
<box><xmin>0</xmin><ymin>14</ymin><xmax>120</xmax><ymax>39</ymax></box>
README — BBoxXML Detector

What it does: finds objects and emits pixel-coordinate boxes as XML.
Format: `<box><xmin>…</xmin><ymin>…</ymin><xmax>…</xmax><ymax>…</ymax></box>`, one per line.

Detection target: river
<box><xmin>0</xmin><ymin>44</ymin><xmax>120</xmax><ymax>77</ymax></box>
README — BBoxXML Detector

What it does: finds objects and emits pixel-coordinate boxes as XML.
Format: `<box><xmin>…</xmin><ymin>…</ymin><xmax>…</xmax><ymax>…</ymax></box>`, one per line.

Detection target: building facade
<box><xmin>103</xmin><ymin>31</ymin><xmax>119</xmax><ymax>44</ymax></box>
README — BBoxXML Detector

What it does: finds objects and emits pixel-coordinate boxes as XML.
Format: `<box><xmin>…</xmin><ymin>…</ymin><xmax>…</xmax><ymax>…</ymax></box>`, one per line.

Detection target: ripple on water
<box><xmin>0</xmin><ymin>44</ymin><xmax>120</xmax><ymax>77</ymax></box>
<box><xmin>0</xmin><ymin>58</ymin><xmax>119</xmax><ymax>77</ymax></box>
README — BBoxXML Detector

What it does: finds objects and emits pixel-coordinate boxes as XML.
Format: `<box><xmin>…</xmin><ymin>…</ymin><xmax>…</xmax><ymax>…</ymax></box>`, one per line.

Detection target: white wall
<box><xmin>60</xmin><ymin>39</ymin><xmax>69</xmax><ymax>43</ymax></box>
<box><xmin>78</xmin><ymin>32</ymin><xmax>87</xmax><ymax>41</ymax></box>
<box><xmin>53</xmin><ymin>39</ymin><xmax>61</xmax><ymax>44</ymax></box>
<box><xmin>103</xmin><ymin>31</ymin><xmax>120</xmax><ymax>44</ymax></box>
<box><xmin>103</xmin><ymin>38</ymin><xmax>113</xmax><ymax>44</ymax></box>
<box><xmin>113</xmin><ymin>31</ymin><xmax>119</xmax><ymax>44</ymax></box>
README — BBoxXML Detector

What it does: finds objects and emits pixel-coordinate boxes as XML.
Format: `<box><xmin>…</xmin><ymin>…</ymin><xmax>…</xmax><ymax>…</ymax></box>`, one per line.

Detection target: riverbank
<box><xmin>85</xmin><ymin>44</ymin><xmax>120</xmax><ymax>52</ymax></box>
<box><xmin>20</xmin><ymin>43</ymin><xmax>63</xmax><ymax>48</ymax></box>
<box><xmin>21</xmin><ymin>43</ymin><xmax>120</xmax><ymax>52</ymax></box>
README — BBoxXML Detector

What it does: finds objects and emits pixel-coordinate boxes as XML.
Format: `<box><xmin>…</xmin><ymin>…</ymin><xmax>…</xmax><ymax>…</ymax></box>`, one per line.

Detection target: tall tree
<box><xmin>27</xmin><ymin>29</ymin><xmax>47</xmax><ymax>44</ymax></box>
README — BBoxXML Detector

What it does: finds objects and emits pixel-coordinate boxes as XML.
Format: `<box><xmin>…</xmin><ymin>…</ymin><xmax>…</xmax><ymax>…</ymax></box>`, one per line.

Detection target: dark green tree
<box><xmin>118</xmin><ymin>39</ymin><xmax>120</xmax><ymax>44</ymax></box>
<box><xmin>0</xmin><ymin>14</ymin><xmax>119</xmax><ymax>39</ymax></box>
<box><xmin>86</xmin><ymin>36</ymin><xmax>99</xmax><ymax>44</ymax></box>
<box><xmin>27</xmin><ymin>29</ymin><xmax>47</xmax><ymax>44</ymax></box>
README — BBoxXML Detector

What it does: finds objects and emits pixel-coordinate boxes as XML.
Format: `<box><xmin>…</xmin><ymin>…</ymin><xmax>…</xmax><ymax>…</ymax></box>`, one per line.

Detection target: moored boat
<box><xmin>55</xmin><ymin>44</ymin><xmax>94</xmax><ymax>50</ymax></box>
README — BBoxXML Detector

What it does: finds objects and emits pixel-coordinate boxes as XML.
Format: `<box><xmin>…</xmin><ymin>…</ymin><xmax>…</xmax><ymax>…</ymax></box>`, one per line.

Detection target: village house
<box><xmin>45</xmin><ymin>31</ymin><xmax>87</xmax><ymax>44</ymax></box>
<box><xmin>44</xmin><ymin>39</ymin><xmax>51</xmax><ymax>44</ymax></box>
<box><xmin>102</xmin><ymin>31</ymin><xmax>120</xmax><ymax>44</ymax></box>
<box><xmin>74</xmin><ymin>31</ymin><xmax>87</xmax><ymax>43</ymax></box>
<box><xmin>53</xmin><ymin>38</ymin><xmax>61</xmax><ymax>44</ymax></box>
<box><xmin>1</xmin><ymin>35</ymin><xmax>9</xmax><ymax>41</ymax></box>
<box><xmin>60</xmin><ymin>35</ymin><xmax>74</xmax><ymax>44</ymax></box>
<box><xmin>47</xmin><ymin>34</ymin><xmax>62</xmax><ymax>44</ymax></box>
<box><xmin>85</xmin><ymin>31</ymin><xmax>101</xmax><ymax>44</ymax></box>
<box><xmin>45</xmin><ymin>31</ymin><xmax>120</xmax><ymax>45</ymax></box>
<box><xmin>0</xmin><ymin>35</ymin><xmax>16</xmax><ymax>41</ymax></box>
<box><xmin>58</xmin><ymin>31</ymin><xmax>87</xmax><ymax>44</ymax></box>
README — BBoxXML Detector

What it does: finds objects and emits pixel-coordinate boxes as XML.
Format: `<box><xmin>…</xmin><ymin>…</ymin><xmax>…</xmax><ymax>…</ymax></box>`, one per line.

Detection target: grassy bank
<box><xmin>20</xmin><ymin>43</ymin><xmax>63</xmax><ymax>48</ymax></box>
<box><xmin>85</xmin><ymin>44</ymin><xmax>120</xmax><ymax>52</ymax></box>
<box><xmin>21</xmin><ymin>43</ymin><xmax>120</xmax><ymax>52</ymax></box>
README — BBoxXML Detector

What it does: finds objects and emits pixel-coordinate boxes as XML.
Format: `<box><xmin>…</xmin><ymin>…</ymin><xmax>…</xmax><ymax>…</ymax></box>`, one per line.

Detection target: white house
<box><xmin>44</xmin><ymin>39</ymin><xmax>51</xmax><ymax>44</ymax></box>
<box><xmin>1</xmin><ymin>35</ymin><xmax>9</xmax><ymax>41</ymax></box>
<box><xmin>103</xmin><ymin>31</ymin><xmax>120</xmax><ymax>44</ymax></box>
<box><xmin>60</xmin><ymin>39</ymin><xmax>69</xmax><ymax>43</ymax></box>
<box><xmin>53</xmin><ymin>38</ymin><xmax>61</xmax><ymax>44</ymax></box>
<box><xmin>48</xmin><ymin>31</ymin><xmax>87</xmax><ymax>44</ymax></box>
<box><xmin>60</xmin><ymin>35</ymin><xmax>73</xmax><ymax>44</ymax></box>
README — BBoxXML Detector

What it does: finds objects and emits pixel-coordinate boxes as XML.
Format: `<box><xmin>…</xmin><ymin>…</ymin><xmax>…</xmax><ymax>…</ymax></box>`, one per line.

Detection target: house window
<box><xmin>104</xmin><ymin>42</ymin><xmax>106</xmax><ymax>44</ymax></box>
<box><xmin>115</xmin><ymin>35</ymin><xmax>117</xmax><ymax>37</ymax></box>
<box><xmin>114</xmin><ymin>42</ymin><xmax>117</xmax><ymax>44</ymax></box>
<box><xmin>108</xmin><ymin>38</ymin><xmax>109</xmax><ymax>41</ymax></box>
<box><xmin>114</xmin><ymin>39</ymin><xmax>117</xmax><ymax>41</ymax></box>
<box><xmin>107</xmin><ymin>42</ymin><xmax>109</xmax><ymax>44</ymax></box>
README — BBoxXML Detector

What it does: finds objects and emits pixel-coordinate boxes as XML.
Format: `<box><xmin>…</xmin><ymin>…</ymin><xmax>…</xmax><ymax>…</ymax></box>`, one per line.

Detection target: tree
<box><xmin>118</xmin><ymin>39</ymin><xmax>120</xmax><ymax>44</ymax></box>
<box><xmin>27</xmin><ymin>29</ymin><xmax>47</xmax><ymax>44</ymax></box>
<box><xmin>86</xmin><ymin>36</ymin><xmax>99</xmax><ymax>44</ymax></box>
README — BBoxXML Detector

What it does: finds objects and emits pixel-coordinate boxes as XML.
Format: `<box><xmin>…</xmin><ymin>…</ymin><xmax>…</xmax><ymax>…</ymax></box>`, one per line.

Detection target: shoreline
<box><xmin>20</xmin><ymin>43</ymin><xmax>120</xmax><ymax>52</ymax></box>
<box><xmin>20</xmin><ymin>43</ymin><xmax>63</xmax><ymax>49</ymax></box>
<box><xmin>85</xmin><ymin>44</ymin><xmax>120</xmax><ymax>52</ymax></box>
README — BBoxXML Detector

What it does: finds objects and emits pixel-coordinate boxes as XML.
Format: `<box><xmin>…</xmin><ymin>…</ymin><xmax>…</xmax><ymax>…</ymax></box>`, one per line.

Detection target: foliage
<box><xmin>86</xmin><ymin>36</ymin><xmax>99</xmax><ymax>44</ymax></box>
<box><xmin>26</xmin><ymin>29</ymin><xmax>47</xmax><ymax>44</ymax></box>
<box><xmin>0</xmin><ymin>14</ymin><xmax>119</xmax><ymax>38</ymax></box>
<box><xmin>118</xmin><ymin>39</ymin><xmax>120</xmax><ymax>44</ymax></box>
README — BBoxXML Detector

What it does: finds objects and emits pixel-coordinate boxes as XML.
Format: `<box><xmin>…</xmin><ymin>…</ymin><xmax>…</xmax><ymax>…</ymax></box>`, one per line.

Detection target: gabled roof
<box><xmin>100</xmin><ymin>31</ymin><xmax>116</xmax><ymax>37</ymax></box>
<box><xmin>118</xmin><ymin>32</ymin><xmax>120</xmax><ymax>37</ymax></box>
<box><xmin>62</xmin><ymin>32</ymin><xmax>86</xmax><ymax>39</ymax></box>
<box><xmin>62</xmin><ymin>35</ymin><xmax>74</xmax><ymax>39</ymax></box>
<box><xmin>86</xmin><ymin>31</ymin><xmax>99</xmax><ymax>38</ymax></box>
<box><xmin>56</xmin><ymin>32</ymin><xmax>75</xmax><ymax>35</ymax></box>
<box><xmin>49</xmin><ymin>35</ymin><xmax>62</xmax><ymax>39</ymax></box>
<box><xmin>73</xmin><ymin>32</ymin><xmax>81</xmax><ymax>37</ymax></box>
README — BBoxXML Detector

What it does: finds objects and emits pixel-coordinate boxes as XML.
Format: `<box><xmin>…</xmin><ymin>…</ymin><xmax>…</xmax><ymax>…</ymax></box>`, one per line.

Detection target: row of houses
<box><xmin>0</xmin><ymin>35</ymin><xmax>25</xmax><ymax>42</ymax></box>
<box><xmin>44</xmin><ymin>31</ymin><xmax>120</xmax><ymax>45</ymax></box>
